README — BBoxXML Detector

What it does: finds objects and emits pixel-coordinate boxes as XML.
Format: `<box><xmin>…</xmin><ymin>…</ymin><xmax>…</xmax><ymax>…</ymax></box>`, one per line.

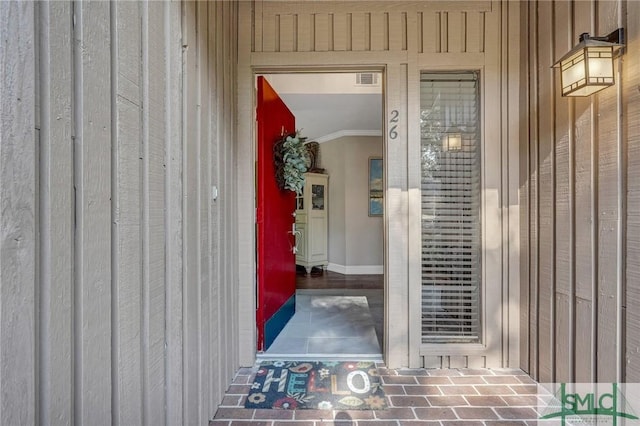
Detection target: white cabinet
<box><xmin>295</xmin><ymin>173</ymin><xmax>329</xmax><ymax>274</ymax></box>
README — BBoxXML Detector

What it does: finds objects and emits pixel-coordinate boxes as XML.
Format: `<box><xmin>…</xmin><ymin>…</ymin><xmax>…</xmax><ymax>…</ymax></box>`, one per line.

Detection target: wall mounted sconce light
<box><xmin>442</xmin><ymin>129</ymin><xmax>462</xmax><ymax>151</ymax></box>
<box><xmin>553</xmin><ymin>28</ymin><xmax>624</xmax><ymax>96</ymax></box>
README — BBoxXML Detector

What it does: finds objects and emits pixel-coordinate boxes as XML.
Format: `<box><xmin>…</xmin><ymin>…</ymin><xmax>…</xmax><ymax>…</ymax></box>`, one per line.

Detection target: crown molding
<box><xmin>313</xmin><ymin>130</ymin><xmax>382</xmax><ymax>144</ymax></box>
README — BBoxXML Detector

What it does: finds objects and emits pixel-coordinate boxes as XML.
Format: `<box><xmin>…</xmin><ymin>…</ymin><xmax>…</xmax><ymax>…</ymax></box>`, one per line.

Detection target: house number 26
<box><xmin>389</xmin><ymin>110</ymin><xmax>399</xmax><ymax>140</ymax></box>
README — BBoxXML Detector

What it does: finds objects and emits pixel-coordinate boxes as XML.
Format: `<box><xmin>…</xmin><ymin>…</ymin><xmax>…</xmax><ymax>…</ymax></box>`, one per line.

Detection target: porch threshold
<box><xmin>256</xmin><ymin>352</ymin><xmax>384</xmax><ymax>362</ymax></box>
<box><xmin>213</xmin><ymin>366</ymin><xmax>541</xmax><ymax>425</ymax></box>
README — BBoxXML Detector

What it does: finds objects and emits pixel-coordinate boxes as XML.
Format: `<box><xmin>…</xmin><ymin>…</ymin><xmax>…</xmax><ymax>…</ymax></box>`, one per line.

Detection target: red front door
<box><xmin>256</xmin><ymin>76</ymin><xmax>297</xmax><ymax>351</ymax></box>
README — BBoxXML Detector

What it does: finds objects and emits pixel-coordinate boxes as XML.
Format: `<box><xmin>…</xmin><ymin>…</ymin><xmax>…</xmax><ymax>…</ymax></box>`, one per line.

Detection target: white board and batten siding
<box><xmin>522</xmin><ymin>0</ymin><xmax>640</xmax><ymax>383</ymax></box>
<box><xmin>0</xmin><ymin>1</ymin><xmax>239</xmax><ymax>424</ymax></box>
<box><xmin>238</xmin><ymin>0</ymin><xmax>522</xmax><ymax>369</ymax></box>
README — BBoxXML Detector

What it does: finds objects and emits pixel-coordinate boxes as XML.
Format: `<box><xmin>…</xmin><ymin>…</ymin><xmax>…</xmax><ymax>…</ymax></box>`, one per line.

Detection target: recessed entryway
<box><xmin>254</xmin><ymin>72</ymin><xmax>385</xmax><ymax>359</ymax></box>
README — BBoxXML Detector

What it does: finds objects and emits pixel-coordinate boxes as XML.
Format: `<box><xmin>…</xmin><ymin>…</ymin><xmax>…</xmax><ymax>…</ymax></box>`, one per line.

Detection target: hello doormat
<box><xmin>244</xmin><ymin>361</ymin><xmax>387</xmax><ymax>410</ymax></box>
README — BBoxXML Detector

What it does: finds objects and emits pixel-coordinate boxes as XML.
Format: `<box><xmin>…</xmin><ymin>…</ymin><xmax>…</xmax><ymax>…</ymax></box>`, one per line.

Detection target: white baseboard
<box><xmin>327</xmin><ymin>263</ymin><xmax>383</xmax><ymax>275</ymax></box>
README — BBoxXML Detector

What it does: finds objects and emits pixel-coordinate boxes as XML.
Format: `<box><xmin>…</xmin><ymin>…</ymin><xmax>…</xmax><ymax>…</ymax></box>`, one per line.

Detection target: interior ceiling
<box><xmin>263</xmin><ymin>73</ymin><xmax>383</xmax><ymax>142</ymax></box>
<box><xmin>277</xmin><ymin>94</ymin><xmax>382</xmax><ymax>141</ymax></box>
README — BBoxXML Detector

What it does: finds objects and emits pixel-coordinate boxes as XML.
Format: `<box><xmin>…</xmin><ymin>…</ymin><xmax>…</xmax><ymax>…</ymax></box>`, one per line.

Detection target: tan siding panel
<box><xmin>260</xmin><ymin>1</ymin><xmax>491</xmax><ymax>16</ymax></box>
<box><xmin>165</xmin><ymin>1</ymin><xmax>184</xmax><ymax>422</ymax></box>
<box><xmin>182</xmin><ymin>2</ymin><xmax>200</xmax><ymax>423</ymax></box>
<box><xmin>370</xmin><ymin>12</ymin><xmax>388</xmax><ymax>51</ymax></box>
<box><xmin>479</xmin><ymin>12</ymin><xmax>485</xmax><ymax>53</ymax></box>
<box><xmin>220</xmin><ymin>0</ymin><xmax>239</xmax><ymax>392</ymax></box>
<box><xmin>37</xmin><ymin>1</ymin><xmax>74</xmax><ymax>423</ymax></box>
<box><xmin>113</xmin><ymin>3</ymin><xmax>143</xmax><ymax>424</ymax></box>
<box><xmin>253</xmin><ymin>0</ymin><xmax>263</xmax><ymax>52</ymax></box>
<box><xmin>628</xmin><ymin>221</ymin><xmax>640</xmax><ymax>379</ymax></box>
<box><xmin>575</xmin><ymin>298</ymin><xmax>595</xmax><ymax>382</ymax></box>
<box><xmin>573</xmin><ymin>98</ymin><xmax>594</xmax><ymax>301</ymax></box>
<box><xmin>572</xmin><ymin>0</ymin><xmax>595</xmax><ymax>296</ymax></box>
<box><xmin>210</xmin><ymin>0</ymin><xmax>223</xmax><ymax>404</ymax></box>
<box><xmin>76</xmin><ymin>1</ymin><xmax>113</xmax><ymax>422</ymax></box>
<box><xmin>251</xmin><ymin>1</ymin><xmax>494</xmax><ymax>53</ymax></box>
<box><xmin>468</xmin><ymin>356</ymin><xmax>486</xmax><ymax>369</ymax></box>
<box><xmin>507</xmin><ymin>0</ymin><xmax>522</xmax><ymax>369</ymax></box>
<box><xmin>447</xmin><ymin>11</ymin><xmax>463</xmax><ymax>53</ymax></box>
<box><xmin>466</xmin><ymin>11</ymin><xmax>481</xmax><ymax>53</ymax></box>
<box><xmin>263</xmin><ymin>13</ymin><xmax>277</xmax><ymax>52</ymax></box>
<box><xmin>214</xmin><ymin>0</ymin><xmax>229</xmax><ymax>391</ymax></box>
<box><xmin>225</xmin><ymin>0</ymin><xmax>239</xmax><ymax>410</ymax></box>
<box><xmin>314</xmin><ymin>13</ymin><xmax>330</xmax><ymax>52</ymax></box>
<box><xmin>519</xmin><ymin>0</ymin><xmax>530</xmax><ymax>372</ymax></box>
<box><xmin>625</xmin><ymin>0</ymin><xmax>640</xmax><ymax>382</ymax></box>
<box><xmin>553</xmin><ymin>0</ymin><xmax>572</xmax><ymax>383</ymax></box>
<box><xmin>221</xmin><ymin>0</ymin><xmax>237</xmax><ymax>379</ymax></box>
<box><xmin>333</xmin><ymin>13</ymin><xmax>349</xmax><ymax>51</ymax></box>
<box><xmin>197</xmin><ymin>2</ymin><xmax>211</xmax><ymax>421</ymax></box>
<box><xmin>5</xmin><ymin>0</ymin><xmax>238</xmax><ymax>423</ymax></box>
<box><xmin>389</xmin><ymin>12</ymin><xmax>407</xmax><ymax>51</ymax></box>
<box><xmin>555</xmin><ymin>294</ymin><xmax>572</xmax><ymax>383</ymax></box>
<box><xmin>483</xmin><ymin>3</ymin><xmax>504</xmax><ymax>368</ymax></box>
<box><xmin>423</xmin><ymin>356</ymin><xmax>443</xmax><ymax>369</ymax></box>
<box><xmin>553</xmin><ymin>0</ymin><xmax>572</xmax><ymax>298</ymax></box>
<box><xmin>279</xmin><ymin>14</ymin><xmax>295</xmax><ymax>52</ymax></box>
<box><xmin>523</xmin><ymin>0</ymin><xmax>640</xmax><ymax>384</ymax></box>
<box><xmin>536</xmin><ymin>0</ymin><xmax>555</xmax><ymax>384</ymax></box>
<box><xmin>450</xmin><ymin>356</ymin><xmax>467</xmax><ymax>369</ymax></box>
<box><xmin>297</xmin><ymin>13</ymin><xmax>313</xmax><ymax>52</ymax></box>
<box><xmin>421</xmin><ymin>12</ymin><xmax>438</xmax><ymax>53</ymax></box>
<box><xmin>351</xmin><ymin>12</ymin><xmax>368</xmax><ymax>51</ymax></box>
<box><xmin>596</xmin><ymin>0</ymin><xmax>621</xmax><ymax>384</ymax></box>
<box><xmin>439</xmin><ymin>12</ymin><xmax>448</xmax><ymax>53</ymax></box>
<box><xmin>526</xmin><ymin>0</ymin><xmax>540</xmax><ymax>379</ymax></box>
<box><xmin>572</xmin><ymin>0</ymin><xmax>595</xmax><ymax>383</ymax></box>
<box><xmin>145</xmin><ymin>3</ymin><xmax>168</xmax><ymax>422</ymax></box>
<box><xmin>0</xmin><ymin>2</ymin><xmax>36</xmax><ymax>424</ymax></box>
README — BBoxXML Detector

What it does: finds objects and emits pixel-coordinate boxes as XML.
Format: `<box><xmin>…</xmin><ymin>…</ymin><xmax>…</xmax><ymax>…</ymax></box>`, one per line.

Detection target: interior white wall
<box><xmin>321</xmin><ymin>141</ymin><xmax>347</xmax><ymax>266</ymax></box>
<box><xmin>321</xmin><ymin>136</ymin><xmax>383</xmax><ymax>273</ymax></box>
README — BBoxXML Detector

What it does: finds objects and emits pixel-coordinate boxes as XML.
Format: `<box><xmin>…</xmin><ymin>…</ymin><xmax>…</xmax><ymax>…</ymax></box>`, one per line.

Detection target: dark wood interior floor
<box><xmin>295</xmin><ymin>268</ymin><xmax>384</xmax><ymax>290</ymax></box>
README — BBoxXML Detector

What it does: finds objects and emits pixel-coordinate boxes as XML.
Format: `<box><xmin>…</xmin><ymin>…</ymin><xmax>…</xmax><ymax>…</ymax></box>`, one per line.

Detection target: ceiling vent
<box><xmin>355</xmin><ymin>72</ymin><xmax>379</xmax><ymax>86</ymax></box>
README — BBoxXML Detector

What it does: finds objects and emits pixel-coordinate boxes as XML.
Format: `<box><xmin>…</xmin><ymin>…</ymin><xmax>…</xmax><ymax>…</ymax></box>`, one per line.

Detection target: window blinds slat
<box><xmin>420</xmin><ymin>72</ymin><xmax>481</xmax><ymax>343</ymax></box>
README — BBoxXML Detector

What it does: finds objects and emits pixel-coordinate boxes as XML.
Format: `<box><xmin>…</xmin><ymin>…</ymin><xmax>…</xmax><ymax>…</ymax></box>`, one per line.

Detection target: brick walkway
<box><xmin>211</xmin><ymin>364</ymin><xmax>542</xmax><ymax>426</ymax></box>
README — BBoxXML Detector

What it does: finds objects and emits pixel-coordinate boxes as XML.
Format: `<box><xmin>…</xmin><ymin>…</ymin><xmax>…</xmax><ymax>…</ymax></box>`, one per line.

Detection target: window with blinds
<box><xmin>420</xmin><ymin>72</ymin><xmax>481</xmax><ymax>344</ymax></box>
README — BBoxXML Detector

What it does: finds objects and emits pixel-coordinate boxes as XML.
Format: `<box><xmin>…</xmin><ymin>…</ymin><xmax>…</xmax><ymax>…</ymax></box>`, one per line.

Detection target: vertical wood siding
<box><xmin>254</xmin><ymin>2</ymin><xmax>490</xmax><ymax>54</ymax></box>
<box><xmin>239</xmin><ymin>0</ymin><xmax>521</xmax><ymax>369</ymax></box>
<box><xmin>572</xmin><ymin>0</ymin><xmax>596</xmax><ymax>383</ymax></box>
<box><xmin>0</xmin><ymin>2</ymin><xmax>36</xmax><ymax>424</ymax></box>
<box><xmin>552</xmin><ymin>0</ymin><xmax>573</xmax><ymax>385</ymax></box>
<box><xmin>625</xmin><ymin>0</ymin><xmax>640</xmax><ymax>383</ymax></box>
<box><xmin>518</xmin><ymin>0</ymin><xmax>531</xmax><ymax>374</ymax></box>
<box><xmin>522</xmin><ymin>0</ymin><xmax>639</xmax><ymax>382</ymax></box>
<box><xmin>0</xmin><ymin>0</ymin><xmax>239</xmax><ymax>423</ymax></box>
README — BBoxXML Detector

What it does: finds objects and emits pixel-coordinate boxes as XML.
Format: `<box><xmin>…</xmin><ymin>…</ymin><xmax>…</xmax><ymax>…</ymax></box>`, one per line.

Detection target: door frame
<box><xmin>246</xmin><ymin>67</ymin><xmax>389</xmax><ymax>362</ymax></box>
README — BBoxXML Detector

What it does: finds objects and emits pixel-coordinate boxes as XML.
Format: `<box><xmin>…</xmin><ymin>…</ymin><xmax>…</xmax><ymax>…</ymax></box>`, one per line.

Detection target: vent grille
<box><xmin>355</xmin><ymin>73</ymin><xmax>379</xmax><ymax>86</ymax></box>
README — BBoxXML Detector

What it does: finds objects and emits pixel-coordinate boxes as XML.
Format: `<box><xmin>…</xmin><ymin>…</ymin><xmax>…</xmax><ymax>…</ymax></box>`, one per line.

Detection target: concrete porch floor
<box><xmin>211</xmin><ymin>366</ymin><xmax>541</xmax><ymax>426</ymax></box>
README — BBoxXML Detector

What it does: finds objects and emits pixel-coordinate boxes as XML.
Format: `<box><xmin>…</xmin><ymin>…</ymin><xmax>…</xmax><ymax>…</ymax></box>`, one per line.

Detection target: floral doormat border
<box><xmin>244</xmin><ymin>361</ymin><xmax>387</xmax><ymax>410</ymax></box>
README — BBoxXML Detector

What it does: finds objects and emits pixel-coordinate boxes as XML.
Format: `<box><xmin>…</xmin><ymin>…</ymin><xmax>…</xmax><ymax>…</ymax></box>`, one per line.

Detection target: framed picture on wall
<box><xmin>368</xmin><ymin>157</ymin><xmax>383</xmax><ymax>216</ymax></box>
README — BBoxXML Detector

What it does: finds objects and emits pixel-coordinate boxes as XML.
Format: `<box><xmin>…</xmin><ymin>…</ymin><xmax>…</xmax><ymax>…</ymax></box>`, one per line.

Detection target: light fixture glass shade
<box><xmin>442</xmin><ymin>132</ymin><xmax>462</xmax><ymax>151</ymax></box>
<box><xmin>554</xmin><ymin>36</ymin><xmax>622</xmax><ymax>97</ymax></box>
